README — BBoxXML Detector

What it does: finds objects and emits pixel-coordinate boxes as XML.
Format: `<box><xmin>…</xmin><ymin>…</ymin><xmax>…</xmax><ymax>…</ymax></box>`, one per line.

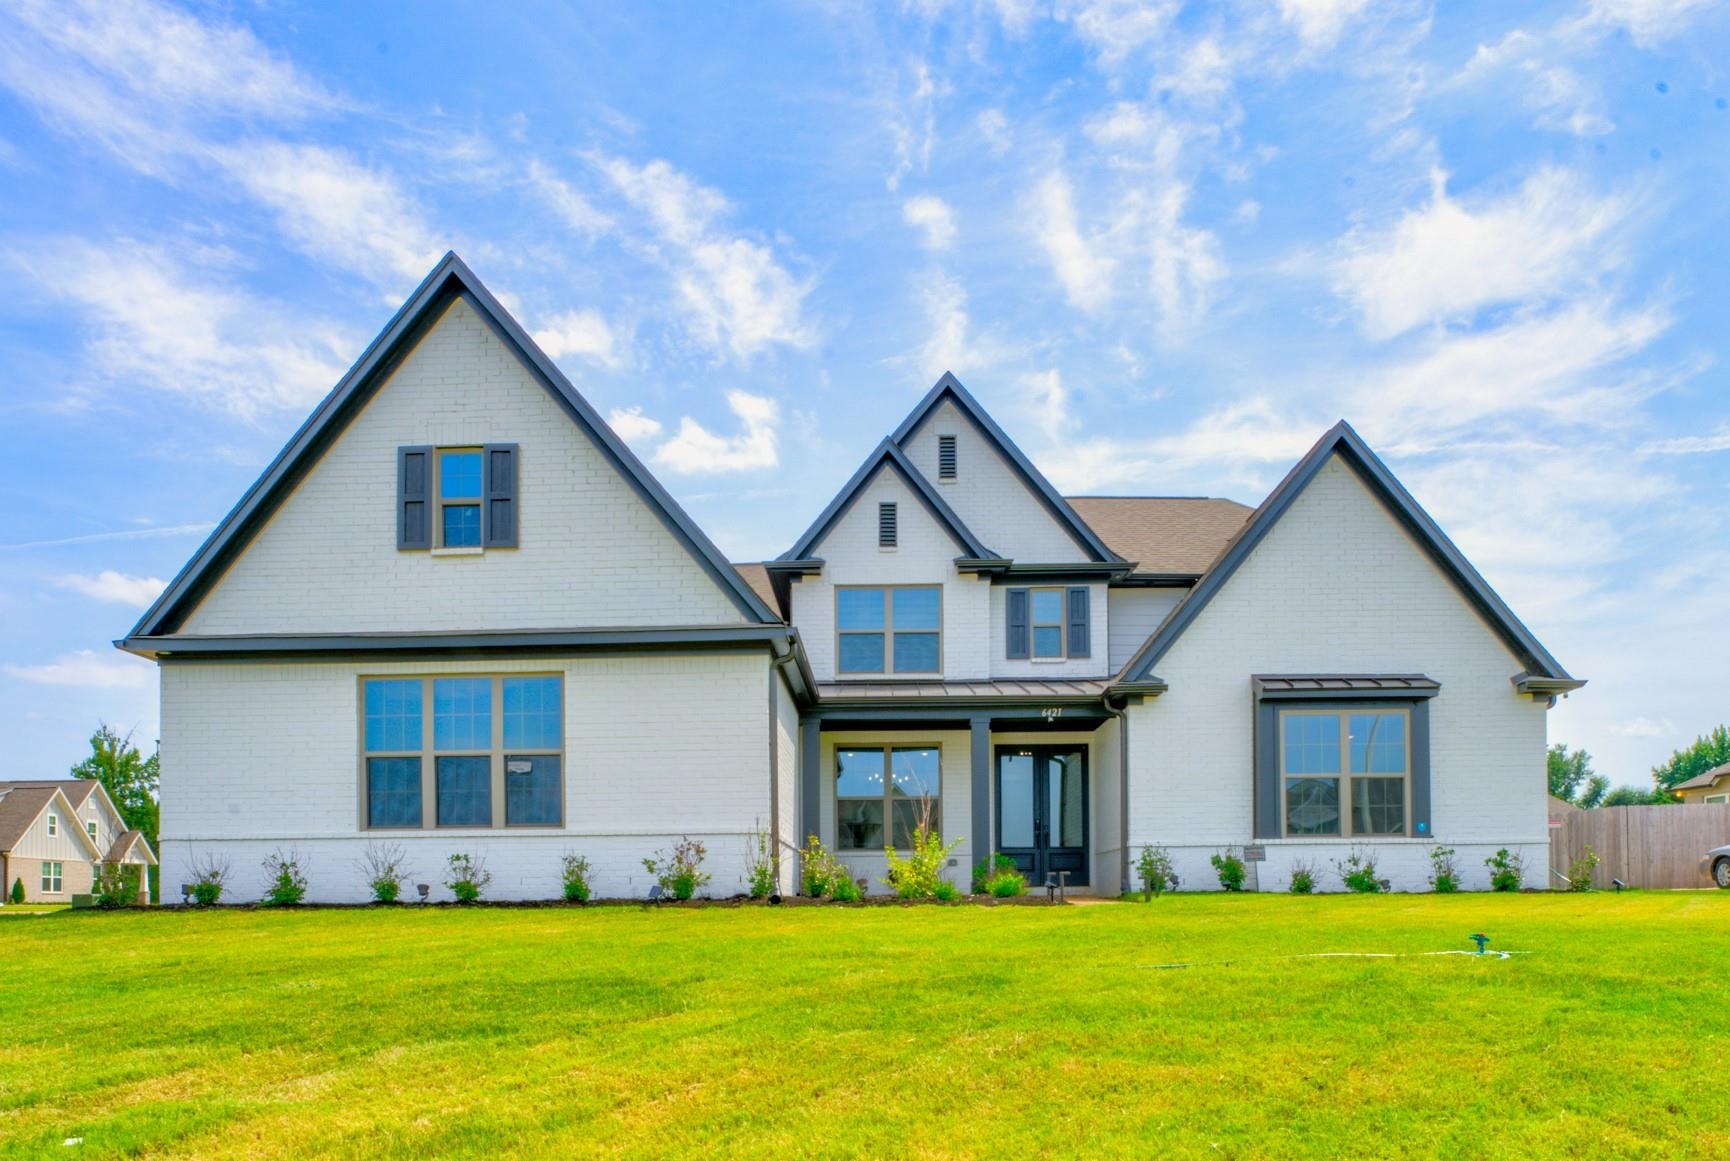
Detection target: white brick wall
<box><xmin>1122</xmin><ymin>455</ymin><xmax>1553</xmax><ymax>892</ymax></box>
<box><xmin>1107</xmin><ymin>588</ymin><xmax>1183</xmax><ymax>673</ymax></box>
<box><xmin>182</xmin><ymin>297</ymin><xmax>745</xmax><ymax>635</ymax></box>
<box><xmin>901</xmin><ymin>399</ymin><xmax>1088</xmax><ymax>563</ymax></box>
<box><xmin>987</xmin><ymin>582</ymin><xmax>1110</xmax><ymax>679</ymax></box>
<box><xmin>792</xmin><ymin>468</ymin><xmax>991</xmax><ymax>682</ymax></box>
<box><xmin>158</xmin><ymin>651</ymin><xmax>777</xmax><ymax>902</ymax></box>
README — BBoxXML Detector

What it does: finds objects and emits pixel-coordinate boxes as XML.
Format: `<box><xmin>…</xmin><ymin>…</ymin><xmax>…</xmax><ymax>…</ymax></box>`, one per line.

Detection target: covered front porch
<box><xmin>799</xmin><ymin>680</ymin><xmax>1126</xmax><ymax>894</ymax></box>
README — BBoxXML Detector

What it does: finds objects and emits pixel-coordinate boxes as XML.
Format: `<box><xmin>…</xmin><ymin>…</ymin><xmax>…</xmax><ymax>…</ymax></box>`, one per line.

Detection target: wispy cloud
<box><xmin>652</xmin><ymin>390</ymin><xmax>781</xmax><ymax>473</ymax></box>
<box><xmin>526</xmin><ymin>158</ymin><xmax>614</xmax><ymax>238</ymax></box>
<box><xmin>14</xmin><ymin>238</ymin><xmax>354</xmax><ymax>416</ymax></box>
<box><xmin>607</xmin><ymin>406</ymin><xmax>664</xmax><ymax>443</ymax></box>
<box><xmin>56</xmin><ymin>570</ymin><xmax>166</xmax><ymax>607</ymax></box>
<box><xmin>533</xmin><ymin>309</ymin><xmax>627</xmax><ymax>370</ymax></box>
<box><xmin>902</xmin><ymin>195</ymin><xmax>957</xmax><ymax>251</ymax></box>
<box><xmin>0</xmin><ymin>523</ymin><xmax>213</xmax><ymax>552</ymax></box>
<box><xmin>1583</xmin><ymin>0</ymin><xmax>1724</xmax><ymax>47</ymax></box>
<box><xmin>4</xmin><ymin>649</ymin><xmax>154</xmax><ymax>689</ymax></box>
<box><xmin>1641</xmin><ymin>429</ymin><xmax>1730</xmax><ymax>455</ymax></box>
<box><xmin>1030</xmin><ymin>169</ymin><xmax>1117</xmax><ymax>314</ymax></box>
<box><xmin>595</xmin><ymin>155</ymin><xmax>815</xmax><ymax>360</ymax></box>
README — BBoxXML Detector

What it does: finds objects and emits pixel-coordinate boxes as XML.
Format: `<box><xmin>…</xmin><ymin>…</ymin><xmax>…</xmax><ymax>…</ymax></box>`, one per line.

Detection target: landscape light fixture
<box><xmin>416</xmin><ymin>883</ymin><xmax>430</xmax><ymax>903</ymax></box>
<box><xmin>180</xmin><ymin>883</ymin><xmax>192</xmax><ymax>905</ymax></box>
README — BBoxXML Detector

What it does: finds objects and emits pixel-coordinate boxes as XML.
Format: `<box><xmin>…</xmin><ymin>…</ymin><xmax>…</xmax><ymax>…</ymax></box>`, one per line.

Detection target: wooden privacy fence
<box><xmin>1549</xmin><ymin>802</ymin><xmax>1730</xmax><ymax>889</ymax></box>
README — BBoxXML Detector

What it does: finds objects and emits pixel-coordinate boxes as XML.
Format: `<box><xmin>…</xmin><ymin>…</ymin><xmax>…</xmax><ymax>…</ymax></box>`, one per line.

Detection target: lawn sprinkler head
<box><xmin>1469</xmin><ymin>932</ymin><xmax>1490</xmax><ymax>955</ymax></box>
<box><xmin>1613</xmin><ymin>878</ymin><xmax>1625</xmax><ymax>893</ymax></box>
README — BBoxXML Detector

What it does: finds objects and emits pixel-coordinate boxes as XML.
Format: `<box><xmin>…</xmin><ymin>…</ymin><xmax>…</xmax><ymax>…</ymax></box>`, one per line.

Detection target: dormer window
<box><xmin>878</xmin><ymin>502</ymin><xmax>898</xmax><ymax>548</ymax></box>
<box><xmin>937</xmin><ymin>434</ymin><xmax>957</xmax><ymax>480</ymax></box>
<box><xmin>46</xmin><ymin>812</ymin><xmax>57</xmax><ymax>837</ymax></box>
<box><xmin>440</xmin><ymin>449</ymin><xmax>483</xmax><ymax>547</ymax></box>
<box><xmin>86</xmin><ymin>819</ymin><xmax>97</xmax><ymax>840</ymax></box>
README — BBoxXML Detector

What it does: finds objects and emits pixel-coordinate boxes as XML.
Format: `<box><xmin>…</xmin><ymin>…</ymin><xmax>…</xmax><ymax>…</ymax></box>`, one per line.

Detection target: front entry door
<box><xmin>996</xmin><ymin>746</ymin><xmax>1088</xmax><ymax>887</ymax></box>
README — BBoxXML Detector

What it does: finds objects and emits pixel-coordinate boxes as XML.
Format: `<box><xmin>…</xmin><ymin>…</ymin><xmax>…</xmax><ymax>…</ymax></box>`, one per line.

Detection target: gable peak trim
<box><xmin>778</xmin><ymin>438</ymin><xmax>994</xmax><ymax>562</ymax></box>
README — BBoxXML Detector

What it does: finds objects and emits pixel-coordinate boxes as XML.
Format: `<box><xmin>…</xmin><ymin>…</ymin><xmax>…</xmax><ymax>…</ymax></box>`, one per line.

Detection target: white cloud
<box><xmin>15</xmin><ymin>239</ymin><xmax>354</xmax><ymax>416</ymax></box>
<box><xmin>1276</xmin><ymin>0</ymin><xmax>1375</xmax><ymax>51</ymax></box>
<box><xmin>1037</xmin><ymin>397</ymin><xmax>1322</xmax><ymax>493</ymax></box>
<box><xmin>886</xmin><ymin>61</ymin><xmax>941</xmax><ymax>192</ymax></box>
<box><xmin>0</xmin><ymin>523</ymin><xmax>213</xmax><ymax>552</ymax></box>
<box><xmin>607</xmin><ymin>406</ymin><xmax>664</xmax><ymax>443</ymax></box>
<box><xmin>596</xmin><ymin>156</ymin><xmax>814</xmax><ymax>359</ymax></box>
<box><xmin>56</xmin><ymin>571</ymin><xmax>166</xmax><ymax>608</ymax></box>
<box><xmin>977</xmin><ymin>108</ymin><xmax>1010</xmax><ymax>155</ymax></box>
<box><xmin>526</xmin><ymin>158</ymin><xmax>613</xmax><ymax>237</ymax></box>
<box><xmin>1031</xmin><ymin>170</ymin><xmax>1117</xmax><ymax>314</ymax></box>
<box><xmin>653</xmin><ymin>390</ymin><xmax>780</xmax><ymax>474</ymax></box>
<box><xmin>1583</xmin><ymin>0</ymin><xmax>1723</xmax><ymax>47</ymax></box>
<box><xmin>1333</xmin><ymin>167</ymin><xmax>1633</xmax><ymax>340</ymax></box>
<box><xmin>1641</xmin><ymin>429</ymin><xmax>1730</xmax><ymax>455</ymax></box>
<box><xmin>1145</xmin><ymin>185</ymin><xmax>1226</xmax><ymax>336</ymax></box>
<box><xmin>533</xmin><ymin>309</ymin><xmax>626</xmax><ymax>370</ymax></box>
<box><xmin>1021</xmin><ymin>369</ymin><xmax>1077</xmax><ymax>437</ymax></box>
<box><xmin>1451</xmin><ymin>31</ymin><xmax>1614</xmax><ymax>138</ymax></box>
<box><xmin>902</xmin><ymin>196</ymin><xmax>957</xmax><ymax>252</ymax></box>
<box><xmin>1056</xmin><ymin>0</ymin><xmax>1181</xmax><ymax>68</ymax></box>
<box><xmin>1611</xmin><ymin>716</ymin><xmax>1676</xmax><ymax>738</ymax></box>
<box><xmin>912</xmin><ymin>270</ymin><xmax>1015</xmax><ymax>377</ymax></box>
<box><xmin>215</xmin><ymin>142</ymin><xmax>444</xmax><ymax>289</ymax></box>
<box><xmin>4</xmin><ymin>650</ymin><xmax>154</xmax><ymax>689</ymax></box>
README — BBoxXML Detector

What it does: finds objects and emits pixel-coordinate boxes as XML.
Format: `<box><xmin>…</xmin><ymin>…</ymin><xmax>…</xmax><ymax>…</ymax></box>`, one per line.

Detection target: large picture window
<box><xmin>835</xmin><ymin>586</ymin><xmax>941</xmax><ymax>675</ymax></box>
<box><xmin>835</xmin><ymin>746</ymin><xmax>941</xmax><ymax>849</ymax></box>
<box><xmin>361</xmin><ymin>674</ymin><xmax>563</xmax><ymax>829</ymax></box>
<box><xmin>1280</xmin><ymin>709</ymin><xmax>1409</xmax><ymax>838</ymax></box>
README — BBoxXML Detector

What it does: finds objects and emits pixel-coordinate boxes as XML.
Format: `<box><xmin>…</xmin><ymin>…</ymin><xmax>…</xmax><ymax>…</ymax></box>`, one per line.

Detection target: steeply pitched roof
<box><xmin>778</xmin><ymin>439</ymin><xmax>996</xmax><ymax>562</ymax></box>
<box><xmin>125</xmin><ymin>251</ymin><xmax>778</xmax><ymax>640</ymax></box>
<box><xmin>0</xmin><ymin>784</ymin><xmax>104</xmax><ymax>857</ymax></box>
<box><xmin>1118</xmin><ymin>420</ymin><xmax>1581</xmax><ymax>687</ymax></box>
<box><xmin>1</xmin><ymin>778</ymin><xmax>99</xmax><ymax>809</ymax></box>
<box><xmin>1673</xmin><ymin>762</ymin><xmax>1730</xmax><ymax>792</ymax></box>
<box><xmin>106</xmin><ymin>829</ymin><xmax>157</xmax><ymax>865</ymax></box>
<box><xmin>891</xmin><ymin>373</ymin><xmax>1121</xmax><ymax>563</ymax></box>
<box><xmin>1064</xmin><ymin>497</ymin><xmax>1253</xmax><ymax>575</ymax></box>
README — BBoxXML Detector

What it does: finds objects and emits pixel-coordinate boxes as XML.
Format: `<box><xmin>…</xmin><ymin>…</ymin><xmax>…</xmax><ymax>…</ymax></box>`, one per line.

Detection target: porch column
<box><xmin>799</xmin><ymin>717</ymin><xmax>821</xmax><ymax>864</ymax></box>
<box><xmin>970</xmin><ymin>715</ymin><xmax>991</xmax><ymax>869</ymax></box>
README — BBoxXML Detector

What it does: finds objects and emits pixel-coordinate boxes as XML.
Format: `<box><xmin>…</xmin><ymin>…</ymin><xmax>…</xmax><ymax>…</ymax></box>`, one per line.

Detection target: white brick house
<box><xmin>123</xmin><ymin>253</ymin><xmax>1582</xmax><ymax>900</ymax></box>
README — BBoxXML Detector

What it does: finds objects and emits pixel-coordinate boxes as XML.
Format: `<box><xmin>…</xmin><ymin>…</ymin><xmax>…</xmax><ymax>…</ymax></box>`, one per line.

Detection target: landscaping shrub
<box><xmin>975</xmin><ymin>855</ymin><xmax>1028</xmax><ymax>898</ymax></box>
<box><xmin>933</xmin><ymin>879</ymin><xmax>961</xmax><ymax>902</ymax></box>
<box><xmin>800</xmin><ymin>836</ymin><xmax>846</xmax><ymax>898</ymax></box>
<box><xmin>358</xmin><ymin>842</ymin><xmax>409</xmax><ymax>903</ymax></box>
<box><xmin>10</xmin><ymin>877</ymin><xmax>22</xmax><ymax>905</ymax></box>
<box><xmin>1287</xmin><ymin>860</ymin><xmax>1318</xmax><ymax>895</ymax></box>
<box><xmin>188</xmin><ymin>852</ymin><xmax>230</xmax><ymax>906</ymax></box>
<box><xmin>1485</xmin><ymin>848</ymin><xmax>1525</xmax><ymax>892</ymax></box>
<box><xmin>94</xmin><ymin>864</ymin><xmax>140</xmax><ymax>909</ymax></box>
<box><xmin>881</xmin><ymin>811</ymin><xmax>962</xmax><ymax>900</ymax></box>
<box><xmin>1210</xmin><ymin>848</ymin><xmax>1247</xmax><ymax>892</ymax></box>
<box><xmin>1428</xmin><ymin>845</ymin><xmax>1460</xmax><ymax>893</ymax></box>
<box><xmin>643</xmin><ymin>837</ymin><xmax>710</xmax><ymax>901</ymax></box>
<box><xmin>445</xmin><ymin>852</ymin><xmax>491</xmax><ymax>903</ymax></box>
<box><xmin>1567</xmin><ymin>844</ymin><xmax>1601</xmax><ymax>892</ymax></box>
<box><xmin>829</xmin><ymin>875</ymin><xmax>863</xmax><ymax>902</ymax></box>
<box><xmin>1135</xmin><ymin>846</ymin><xmax>1178</xmax><ymax>899</ymax></box>
<box><xmin>744</xmin><ymin>821</ymin><xmax>778</xmax><ymax>899</ymax></box>
<box><xmin>260</xmin><ymin>849</ymin><xmax>308</xmax><ymax>907</ymax></box>
<box><xmin>560</xmin><ymin>853</ymin><xmax>593</xmax><ymax>903</ymax></box>
<box><xmin>1334</xmin><ymin>848</ymin><xmax>1383</xmax><ymax>893</ymax></box>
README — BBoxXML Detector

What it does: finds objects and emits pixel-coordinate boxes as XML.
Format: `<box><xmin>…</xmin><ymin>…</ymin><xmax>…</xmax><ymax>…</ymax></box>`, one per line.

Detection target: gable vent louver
<box><xmin>937</xmin><ymin>434</ymin><xmax>957</xmax><ymax>480</ymax></box>
<box><xmin>879</xmin><ymin>502</ymin><xmax>898</xmax><ymax>547</ymax></box>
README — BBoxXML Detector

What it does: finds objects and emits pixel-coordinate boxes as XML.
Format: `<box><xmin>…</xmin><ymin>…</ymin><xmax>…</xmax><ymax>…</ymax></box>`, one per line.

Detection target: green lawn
<box><xmin>2</xmin><ymin>894</ymin><xmax>1726</xmax><ymax>1159</ymax></box>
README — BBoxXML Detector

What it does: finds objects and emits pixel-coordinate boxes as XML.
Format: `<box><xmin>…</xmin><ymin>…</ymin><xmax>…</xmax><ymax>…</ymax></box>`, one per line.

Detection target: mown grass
<box><xmin>1</xmin><ymin>892</ymin><xmax>1726</xmax><ymax>1159</ymax></box>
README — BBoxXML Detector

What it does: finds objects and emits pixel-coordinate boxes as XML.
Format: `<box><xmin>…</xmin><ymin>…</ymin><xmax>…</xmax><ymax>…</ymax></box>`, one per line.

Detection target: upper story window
<box><xmin>878</xmin><ymin>502</ymin><xmax>898</xmax><ymax>548</ymax></box>
<box><xmin>836</xmin><ymin>586</ymin><xmax>941</xmax><ymax>675</ymax></box>
<box><xmin>85</xmin><ymin>819</ymin><xmax>97</xmax><ymax>840</ymax></box>
<box><xmin>46</xmin><ymin>812</ymin><xmax>57</xmax><ymax>837</ymax></box>
<box><xmin>1005</xmin><ymin>586</ymin><xmax>1091</xmax><ymax>661</ymax></box>
<box><xmin>1280</xmin><ymin>708</ymin><xmax>1409</xmax><ymax>838</ymax></box>
<box><xmin>361</xmin><ymin>674</ymin><xmax>563</xmax><ymax>830</ymax></box>
<box><xmin>937</xmin><ymin>435</ymin><xmax>957</xmax><ymax>480</ymax></box>
<box><xmin>398</xmin><ymin>444</ymin><xmax>517</xmax><ymax>551</ymax></box>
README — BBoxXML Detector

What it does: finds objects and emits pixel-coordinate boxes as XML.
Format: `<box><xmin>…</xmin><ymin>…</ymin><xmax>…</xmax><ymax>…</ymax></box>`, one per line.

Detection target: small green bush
<box><xmin>974</xmin><ymin>854</ymin><xmax>1028</xmax><ymax>898</ymax></box>
<box><xmin>1211</xmin><ymin>848</ymin><xmax>1247</xmax><ymax>892</ymax></box>
<box><xmin>1135</xmin><ymin>846</ymin><xmax>1178</xmax><ymax>899</ymax></box>
<box><xmin>1567</xmin><ymin>845</ymin><xmax>1600</xmax><ymax>892</ymax></box>
<box><xmin>94</xmin><ymin>864</ymin><xmax>140</xmax><ymax>909</ymax></box>
<box><xmin>1485</xmin><ymin>848</ymin><xmax>1525</xmax><ymax>892</ymax></box>
<box><xmin>933</xmin><ymin>879</ymin><xmax>961</xmax><ymax>902</ymax></box>
<box><xmin>10</xmin><ymin>877</ymin><xmax>23</xmax><ymax>905</ymax></box>
<box><xmin>561</xmin><ymin>853</ymin><xmax>593</xmax><ymax>903</ymax></box>
<box><xmin>445</xmin><ymin>852</ymin><xmax>491</xmax><ymax>903</ymax></box>
<box><xmin>1334</xmin><ymin>848</ymin><xmax>1383</xmax><ymax>893</ymax></box>
<box><xmin>359</xmin><ymin>842</ymin><xmax>409</xmax><ymax>903</ymax></box>
<box><xmin>261</xmin><ymin>849</ymin><xmax>308</xmax><ymax>907</ymax></box>
<box><xmin>881</xmin><ymin>801</ymin><xmax>960</xmax><ymax>900</ymax></box>
<box><xmin>830</xmin><ymin>874</ymin><xmax>863</xmax><ymax>902</ymax></box>
<box><xmin>1428</xmin><ymin>845</ymin><xmax>1460</xmax><ymax>893</ymax></box>
<box><xmin>744</xmin><ymin>822</ymin><xmax>778</xmax><ymax>899</ymax></box>
<box><xmin>801</xmin><ymin>835</ymin><xmax>843</xmax><ymax>898</ymax></box>
<box><xmin>643</xmin><ymin>837</ymin><xmax>710</xmax><ymax>901</ymax></box>
<box><xmin>1287</xmin><ymin>860</ymin><xmax>1318</xmax><ymax>895</ymax></box>
<box><xmin>189</xmin><ymin>852</ymin><xmax>230</xmax><ymax>906</ymax></box>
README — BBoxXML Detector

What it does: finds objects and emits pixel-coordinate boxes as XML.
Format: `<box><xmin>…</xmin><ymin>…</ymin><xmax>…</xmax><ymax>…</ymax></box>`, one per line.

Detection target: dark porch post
<box><xmin>800</xmin><ymin>717</ymin><xmax>821</xmax><ymax>863</ymax></box>
<box><xmin>970</xmin><ymin>715</ymin><xmax>991</xmax><ymax>870</ymax></box>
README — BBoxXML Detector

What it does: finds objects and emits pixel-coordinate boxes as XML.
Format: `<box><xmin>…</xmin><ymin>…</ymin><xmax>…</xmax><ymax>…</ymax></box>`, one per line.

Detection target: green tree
<box><xmin>70</xmin><ymin>724</ymin><xmax>159</xmax><ymax>849</ymax></box>
<box><xmin>1650</xmin><ymin>725</ymin><xmax>1730</xmax><ymax>793</ymax></box>
<box><xmin>1548</xmin><ymin>744</ymin><xmax>1609</xmax><ymax>807</ymax></box>
<box><xmin>1599</xmin><ymin>784</ymin><xmax>1672</xmax><ymax>807</ymax></box>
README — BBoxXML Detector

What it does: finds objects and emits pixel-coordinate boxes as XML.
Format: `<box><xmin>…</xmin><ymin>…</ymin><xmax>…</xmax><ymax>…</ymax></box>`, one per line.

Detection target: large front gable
<box><xmin>125</xmin><ymin>255</ymin><xmax>775</xmax><ymax>644</ymax></box>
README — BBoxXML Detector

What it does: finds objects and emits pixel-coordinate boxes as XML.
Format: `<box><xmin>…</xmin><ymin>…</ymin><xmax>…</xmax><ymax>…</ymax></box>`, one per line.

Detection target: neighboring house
<box><xmin>0</xmin><ymin>780</ymin><xmax>156</xmax><ymax>903</ymax></box>
<box><xmin>1671</xmin><ymin>763</ymin><xmax>1730</xmax><ymax>804</ymax></box>
<box><xmin>121</xmin><ymin>253</ymin><xmax>1582</xmax><ymax>899</ymax></box>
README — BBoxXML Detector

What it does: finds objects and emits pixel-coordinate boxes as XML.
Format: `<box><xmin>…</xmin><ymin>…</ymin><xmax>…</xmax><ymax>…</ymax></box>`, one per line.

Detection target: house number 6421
<box><xmin>1041</xmin><ymin>706</ymin><xmax>1064</xmax><ymax>721</ymax></box>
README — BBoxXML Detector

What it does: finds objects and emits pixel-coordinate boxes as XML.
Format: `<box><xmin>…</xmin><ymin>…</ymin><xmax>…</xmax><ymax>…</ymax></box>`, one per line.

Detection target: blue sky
<box><xmin>2</xmin><ymin>0</ymin><xmax>1727</xmax><ymax>788</ymax></box>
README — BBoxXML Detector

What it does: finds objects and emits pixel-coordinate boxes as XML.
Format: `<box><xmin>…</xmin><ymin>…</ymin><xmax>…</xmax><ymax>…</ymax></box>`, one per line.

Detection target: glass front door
<box><xmin>996</xmin><ymin>746</ymin><xmax>1088</xmax><ymax>886</ymax></box>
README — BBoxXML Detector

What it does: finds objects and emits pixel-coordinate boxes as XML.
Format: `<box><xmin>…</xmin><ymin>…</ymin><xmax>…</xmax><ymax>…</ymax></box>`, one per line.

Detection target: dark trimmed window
<box><xmin>835</xmin><ymin>745</ymin><xmax>941</xmax><ymax>850</ymax></box>
<box><xmin>1280</xmin><ymin>709</ymin><xmax>1409</xmax><ymax>838</ymax></box>
<box><xmin>836</xmin><ymin>586</ymin><xmax>941</xmax><ymax>674</ymax></box>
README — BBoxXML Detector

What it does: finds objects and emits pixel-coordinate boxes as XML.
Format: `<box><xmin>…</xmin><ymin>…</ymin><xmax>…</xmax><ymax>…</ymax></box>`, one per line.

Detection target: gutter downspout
<box><xmin>1104</xmin><ymin>696</ymin><xmax>1130</xmax><ymax>897</ymax></box>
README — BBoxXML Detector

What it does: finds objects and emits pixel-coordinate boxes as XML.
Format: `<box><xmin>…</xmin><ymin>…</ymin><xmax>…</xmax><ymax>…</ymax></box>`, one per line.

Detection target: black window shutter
<box><xmin>483</xmin><ymin>444</ymin><xmax>518</xmax><ymax>548</ymax></box>
<box><xmin>878</xmin><ymin>502</ymin><xmax>897</xmax><ymax>547</ymax></box>
<box><xmin>1066</xmin><ymin>587</ymin><xmax>1090</xmax><ymax>658</ymax></box>
<box><xmin>1253</xmin><ymin>703</ymin><xmax>1281</xmax><ymax>838</ymax></box>
<box><xmin>1006</xmin><ymin>588</ymin><xmax>1030</xmax><ymax>659</ymax></box>
<box><xmin>398</xmin><ymin>446</ymin><xmax>432</xmax><ymax>549</ymax></box>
